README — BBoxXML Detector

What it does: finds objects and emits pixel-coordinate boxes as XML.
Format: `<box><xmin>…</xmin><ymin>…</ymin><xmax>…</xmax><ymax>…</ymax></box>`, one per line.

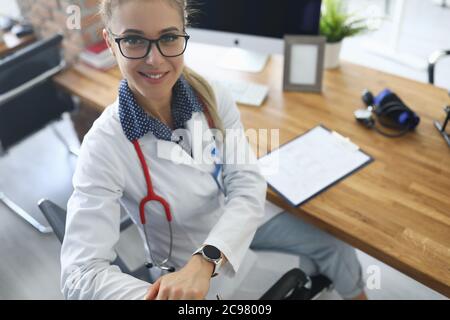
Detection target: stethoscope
<box><xmin>131</xmin><ymin>115</ymin><xmax>223</xmax><ymax>273</ymax></box>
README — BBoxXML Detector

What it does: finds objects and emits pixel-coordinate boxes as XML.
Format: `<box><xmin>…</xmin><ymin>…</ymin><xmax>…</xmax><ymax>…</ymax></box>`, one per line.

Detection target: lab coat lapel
<box><xmin>156</xmin><ymin>112</ymin><xmax>217</xmax><ymax>174</ymax></box>
<box><xmin>186</xmin><ymin>112</ymin><xmax>218</xmax><ymax>165</ymax></box>
<box><xmin>156</xmin><ymin>139</ymin><xmax>195</xmax><ymax>166</ymax></box>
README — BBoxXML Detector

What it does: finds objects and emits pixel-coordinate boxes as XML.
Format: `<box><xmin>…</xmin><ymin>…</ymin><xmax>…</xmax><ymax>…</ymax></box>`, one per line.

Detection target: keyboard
<box><xmin>219</xmin><ymin>80</ymin><xmax>269</xmax><ymax>107</ymax></box>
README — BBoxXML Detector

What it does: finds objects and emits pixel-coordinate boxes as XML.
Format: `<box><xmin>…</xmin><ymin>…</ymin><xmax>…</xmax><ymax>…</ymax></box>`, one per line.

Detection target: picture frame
<box><xmin>283</xmin><ymin>35</ymin><xmax>326</xmax><ymax>93</ymax></box>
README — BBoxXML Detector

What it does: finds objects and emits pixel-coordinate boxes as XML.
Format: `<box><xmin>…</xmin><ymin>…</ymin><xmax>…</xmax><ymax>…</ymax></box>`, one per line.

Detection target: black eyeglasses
<box><xmin>109</xmin><ymin>31</ymin><xmax>190</xmax><ymax>59</ymax></box>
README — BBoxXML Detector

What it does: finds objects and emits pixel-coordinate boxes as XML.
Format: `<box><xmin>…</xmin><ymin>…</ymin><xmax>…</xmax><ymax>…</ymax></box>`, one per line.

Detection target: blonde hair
<box><xmin>99</xmin><ymin>0</ymin><xmax>224</xmax><ymax>133</ymax></box>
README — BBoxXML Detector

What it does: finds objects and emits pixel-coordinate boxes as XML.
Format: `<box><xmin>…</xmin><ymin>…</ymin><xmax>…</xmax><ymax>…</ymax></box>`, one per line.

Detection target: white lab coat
<box><xmin>60</xmin><ymin>81</ymin><xmax>268</xmax><ymax>300</ymax></box>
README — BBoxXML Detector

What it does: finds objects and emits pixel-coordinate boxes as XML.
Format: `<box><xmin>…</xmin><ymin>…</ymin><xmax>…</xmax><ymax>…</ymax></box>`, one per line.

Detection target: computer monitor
<box><xmin>187</xmin><ymin>0</ymin><xmax>322</xmax><ymax>72</ymax></box>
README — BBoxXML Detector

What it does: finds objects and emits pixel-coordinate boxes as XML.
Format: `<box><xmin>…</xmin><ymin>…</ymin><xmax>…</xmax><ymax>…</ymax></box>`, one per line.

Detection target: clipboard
<box><xmin>258</xmin><ymin>125</ymin><xmax>374</xmax><ymax>207</ymax></box>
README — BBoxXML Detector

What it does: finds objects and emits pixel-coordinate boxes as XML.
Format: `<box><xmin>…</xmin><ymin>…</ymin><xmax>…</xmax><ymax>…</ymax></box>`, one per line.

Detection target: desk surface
<box><xmin>53</xmin><ymin>42</ymin><xmax>450</xmax><ymax>297</ymax></box>
<box><xmin>0</xmin><ymin>32</ymin><xmax>36</xmax><ymax>57</ymax></box>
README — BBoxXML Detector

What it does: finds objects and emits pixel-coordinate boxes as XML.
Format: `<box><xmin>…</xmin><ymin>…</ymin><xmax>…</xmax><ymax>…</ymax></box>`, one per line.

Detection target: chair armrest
<box><xmin>259</xmin><ymin>268</ymin><xmax>308</xmax><ymax>300</ymax></box>
<box><xmin>428</xmin><ymin>49</ymin><xmax>450</xmax><ymax>84</ymax></box>
<box><xmin>120</xmin><ymin>215</ymin><xmax>134</xmax><ymax>232</ymax></box>
<box><xmin>37</xmin><ymin>198</ymin><xmax>67</xmax><ymax>242</ymax></box>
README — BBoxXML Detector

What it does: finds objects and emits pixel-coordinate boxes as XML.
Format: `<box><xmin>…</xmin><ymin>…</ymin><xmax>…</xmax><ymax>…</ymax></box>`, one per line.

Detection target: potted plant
<box><xmin>320</xmin><ymin>0</ymin><xmax>370</xmax><ymax>69</ymax></box>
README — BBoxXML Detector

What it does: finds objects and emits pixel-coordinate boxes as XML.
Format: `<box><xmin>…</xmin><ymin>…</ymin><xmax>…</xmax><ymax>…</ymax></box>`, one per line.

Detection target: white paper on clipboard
<box><xmin>258</xmin><ymin>125</ymin><xmax>373</xmax><ymax>207</ymax></box>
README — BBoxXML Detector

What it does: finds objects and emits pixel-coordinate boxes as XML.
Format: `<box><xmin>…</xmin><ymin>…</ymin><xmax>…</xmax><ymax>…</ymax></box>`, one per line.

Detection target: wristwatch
<box><xmin>192</xmin><ymin>245</ymin><xmax>223</xmax><ymax>277</ymax></box>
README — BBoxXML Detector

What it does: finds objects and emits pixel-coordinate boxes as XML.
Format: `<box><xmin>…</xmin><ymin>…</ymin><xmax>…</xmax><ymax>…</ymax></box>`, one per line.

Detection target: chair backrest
<box><xmin>37</xmin><ymin>198</ymin><xmax>141</xmax><ymax>280</ymax></box>
<box><xmin>0</xmin><ymin>34</ymin><xmax>74</xmax><ymax>154</ymax></box>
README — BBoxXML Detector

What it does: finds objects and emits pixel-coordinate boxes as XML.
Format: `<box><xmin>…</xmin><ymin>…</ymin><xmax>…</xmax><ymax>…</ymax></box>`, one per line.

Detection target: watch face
<box><xmin>203</xmin><ymin>245</ymin><xmax>221</xmax><ymax>260</ymax></box>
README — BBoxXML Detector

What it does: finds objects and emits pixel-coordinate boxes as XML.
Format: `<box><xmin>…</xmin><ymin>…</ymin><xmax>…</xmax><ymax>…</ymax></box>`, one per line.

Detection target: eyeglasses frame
<box><xmin>107</xmin><ymin>30</ymin><xmax>190</xmax><ymax>59</ymax></box>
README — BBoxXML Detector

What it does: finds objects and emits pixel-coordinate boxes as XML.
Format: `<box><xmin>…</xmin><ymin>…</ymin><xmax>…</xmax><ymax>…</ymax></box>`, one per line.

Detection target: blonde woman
<box><xmin>61</xmin><ymin>0</ymin><xmax>367</xmax><ymax>300</ymax></box>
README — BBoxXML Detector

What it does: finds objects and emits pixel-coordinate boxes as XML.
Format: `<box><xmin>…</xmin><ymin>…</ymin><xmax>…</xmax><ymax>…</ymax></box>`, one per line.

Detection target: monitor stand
<box><xmin>217</xmin><ymin>47</ymin><xmax>269</xmax><ymax>73</ymax></box>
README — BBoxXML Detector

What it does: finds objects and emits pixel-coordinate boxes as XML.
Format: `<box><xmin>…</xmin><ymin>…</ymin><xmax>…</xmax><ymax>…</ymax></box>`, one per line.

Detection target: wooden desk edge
<box><xmin>267</xmin><ymin>192</ymin><xmax>450</xmax><ymax>297</ymax></box>
<box><xmin>0</xmin><ymin>33</ymin><xmax>36</xmax><ymax>57</ymax></box>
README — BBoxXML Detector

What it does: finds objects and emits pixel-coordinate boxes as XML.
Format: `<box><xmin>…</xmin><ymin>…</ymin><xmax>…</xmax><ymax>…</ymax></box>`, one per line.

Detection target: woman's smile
<box><xmin>138</xmin><ymin>70</ymin><xmax>170</xmax><ymax>84</ymax></box>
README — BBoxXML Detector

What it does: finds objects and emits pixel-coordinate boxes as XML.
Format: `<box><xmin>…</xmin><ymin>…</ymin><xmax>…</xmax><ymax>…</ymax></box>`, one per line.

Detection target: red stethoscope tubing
<box><xmin>132</xmin><ymin>99</ymin><xmax>214</xmax><ymax>225</ymax></box>
<box><xmin>132</xmin><ymin>140</ymin><xmax>172</xmax><ymax>225</ymax></box>
<box><xmin>131</xmin><ymin>100</ymin><xmax>214</xmax><ymax>225</ymax></box>
<box><xmin>130</xmin><ymin>103</ymin><xmax>216</xmax><ymax>271</ymax></box>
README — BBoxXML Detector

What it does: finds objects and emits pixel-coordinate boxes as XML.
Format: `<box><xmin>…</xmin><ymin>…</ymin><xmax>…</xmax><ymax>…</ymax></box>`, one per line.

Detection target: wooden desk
<box><xmin>0</xmin><ymin>32</ymin><xmax>36</xmax><ymax>57</ymax></box>
<box><xmin>53</xmin><ymin>43</ymin><xmax>450</xmax><ymax>297</ymax></box>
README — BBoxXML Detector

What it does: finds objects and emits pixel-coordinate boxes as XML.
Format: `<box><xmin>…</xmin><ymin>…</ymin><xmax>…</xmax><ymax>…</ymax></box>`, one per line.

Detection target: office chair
<box><xmin>38</xmin><ymin>199</ymin><xmax>150</xmax><ymax>282</ymax></box>
<box><xmin>0</xmin><ymin>34</ymin><xmax>78</xmax><ymax>233</ymax></box>
<box><xmin>427</xmin><ymin>49</ymin><xmax>450</xmax><ymax>147</ymax></box>
<box><xmin>428</xmin><ymin>49</ymin><xmax>450</xmax><ymax>89</ymax></box>
<box><xmin>38</xmin><ymin>198</ymin><xmax>333</xmax><ymax>300</ymax></box>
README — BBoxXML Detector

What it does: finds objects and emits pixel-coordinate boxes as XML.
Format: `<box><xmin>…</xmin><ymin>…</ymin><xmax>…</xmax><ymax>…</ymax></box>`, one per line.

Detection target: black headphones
<box><xmin>354</xmin><ymin>89</ymin><xmax>420</xmax><ymax>138</ymax></box>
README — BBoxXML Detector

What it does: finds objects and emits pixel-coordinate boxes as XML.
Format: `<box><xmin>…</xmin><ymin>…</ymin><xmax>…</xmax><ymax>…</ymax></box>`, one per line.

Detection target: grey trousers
<box><xmin>250</xmin><ymin>212</ymin><xmax>365</xmax><ymax>299</ymax></box>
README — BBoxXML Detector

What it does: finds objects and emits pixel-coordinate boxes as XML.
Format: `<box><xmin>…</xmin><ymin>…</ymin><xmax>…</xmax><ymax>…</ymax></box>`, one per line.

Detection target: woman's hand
<box><xmin>144</xmin><ymin>254</ymin><xmax>214</xmax><ymax>300</ymax></box>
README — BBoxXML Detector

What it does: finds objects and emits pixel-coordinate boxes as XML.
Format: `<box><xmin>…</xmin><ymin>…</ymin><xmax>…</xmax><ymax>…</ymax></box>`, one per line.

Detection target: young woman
<box><xmin>61</xmin><ymin>0</ymin><xmax>367</xmax><ymax>300</ymax></box>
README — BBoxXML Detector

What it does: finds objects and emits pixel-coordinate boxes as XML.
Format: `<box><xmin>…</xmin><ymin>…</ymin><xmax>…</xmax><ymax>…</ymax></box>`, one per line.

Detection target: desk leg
<box><xmin>434</xmin><ymin>105</ymin><xmax>450</xmax><ymax>147</ymax></box>
<box><xmin>434</xmin><ymin>120</ymin><xmax>450</xmax><ymax>147</ymax></box>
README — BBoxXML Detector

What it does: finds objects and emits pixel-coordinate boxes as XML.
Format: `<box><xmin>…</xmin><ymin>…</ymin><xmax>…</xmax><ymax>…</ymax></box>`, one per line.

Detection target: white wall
<box><xmin>0</xmin><ymin>0</ymin><xmax>22</xmax><ymax>19</ymax></box>
<box><xmin>342</xmin><ymin>0</ymin><xmax>450</xmax><ymax>89</ymax></box>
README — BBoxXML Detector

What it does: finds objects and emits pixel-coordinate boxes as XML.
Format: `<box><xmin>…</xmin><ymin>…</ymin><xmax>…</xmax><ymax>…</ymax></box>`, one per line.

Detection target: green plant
<box><xmin>320</xmin><ymin>0</ymin><xmax>369</xmax><ymax>43</ymax></box>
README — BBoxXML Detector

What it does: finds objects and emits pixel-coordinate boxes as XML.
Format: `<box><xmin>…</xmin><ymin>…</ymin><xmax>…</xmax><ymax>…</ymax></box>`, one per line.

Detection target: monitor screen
<box><xmin>191</xmin><ymin>0</ymin><xmax>322</xmax><ymax>38</ymax></box>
